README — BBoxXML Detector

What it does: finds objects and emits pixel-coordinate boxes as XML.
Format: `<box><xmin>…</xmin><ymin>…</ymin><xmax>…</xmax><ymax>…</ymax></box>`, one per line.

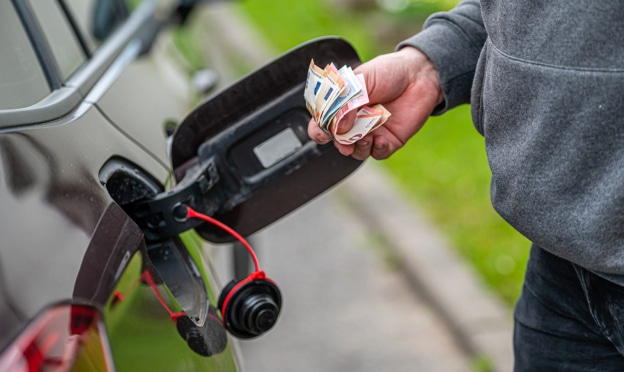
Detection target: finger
<box><xmin>334</xmin><ymin>141</ymin><xmax>355</xmax><ymax>156</ymax></box>
<box><xmin>370</xmin><ymin>135</ymin><xmax>395</xmax><ymax>160</ymax></box>
<box><xmin>334</xmin><ymin>110</ymin><xmax>358</xmax><ymax>135</ymax></box>
<box><xmin>307</xmin><ymin>119</ymin><xmax>331</xmax><ymax>144</ymax></box>
<box><xmin>351</xmin><ymin>134</ymin><xmax>374</xmax><ymax>161</ymax></box>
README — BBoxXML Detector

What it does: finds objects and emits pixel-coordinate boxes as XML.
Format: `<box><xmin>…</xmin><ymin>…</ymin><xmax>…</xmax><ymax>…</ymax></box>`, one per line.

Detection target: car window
<box><xmin>62</xmin><ymin>0</ymin><xmax>131</xmax><ymax>53</ymax></box>
<box><xmin>59</xmin><ymin>0</ymin><xmax>100</xmax><ymax>52</ymax></box>
<box><xmin>28</xmin><ymin>0</ymin><xmax>86</xmax><ymax>81</ymax></box>
<box><xmin>0</xmin><ymin>2</ymin><xmax>50</xmax><ymax>110</ymax></box>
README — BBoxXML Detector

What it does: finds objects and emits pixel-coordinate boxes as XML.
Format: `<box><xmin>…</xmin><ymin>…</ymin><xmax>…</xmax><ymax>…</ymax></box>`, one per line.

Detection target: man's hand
<box><xmin>307</xmin><ymin>47</ymin><xmax>443</xmax><ymax>160</ymax></box>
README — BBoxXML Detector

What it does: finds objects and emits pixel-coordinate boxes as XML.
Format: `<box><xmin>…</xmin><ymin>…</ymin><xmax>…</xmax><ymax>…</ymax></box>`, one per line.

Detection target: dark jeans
<box><xmin>514</xmin><ymin>245</ymin><xmax>624</xmax><ymax>371</ymax></box>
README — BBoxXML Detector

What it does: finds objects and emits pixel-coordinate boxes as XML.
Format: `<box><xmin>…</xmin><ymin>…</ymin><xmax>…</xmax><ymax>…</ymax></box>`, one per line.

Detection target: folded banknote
<box><xmin>304</xmin><ymin>59</ymin><xmax>390</xmax><ymax>145</ymax></box>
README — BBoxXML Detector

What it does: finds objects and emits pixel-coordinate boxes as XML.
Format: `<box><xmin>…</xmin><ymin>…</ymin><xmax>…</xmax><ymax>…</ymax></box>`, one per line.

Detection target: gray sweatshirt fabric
<box><xmin>398</xmin><ymin>0</ymin><xmax>624</xmax><ymax>284</ymax></box>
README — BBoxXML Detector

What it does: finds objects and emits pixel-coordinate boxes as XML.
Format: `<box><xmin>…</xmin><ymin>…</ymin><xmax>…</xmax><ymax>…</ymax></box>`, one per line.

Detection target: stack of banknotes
<box><xmin>304</xmin><ymin>59</ymin><xmax>390</xmax><ymax>145</ymax></box>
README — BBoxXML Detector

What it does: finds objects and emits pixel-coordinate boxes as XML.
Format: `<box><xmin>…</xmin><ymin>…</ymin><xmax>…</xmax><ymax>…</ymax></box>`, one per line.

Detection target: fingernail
<box><xmin>317</xmin><ymin>135</ymin><xmax>329</xmax><ymax>144</ymax></box>
<box><xmin>358</xmin><ymin>140</ymin><xmax>369</xmax><ymax>147</ymax></box>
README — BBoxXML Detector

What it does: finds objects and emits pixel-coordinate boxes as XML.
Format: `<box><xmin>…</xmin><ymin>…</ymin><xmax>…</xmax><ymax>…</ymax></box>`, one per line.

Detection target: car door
<box><xmin>0</xmin><ymin>1</ymin><xmax>365</xmax><ymax>370</ymax></box>
<box><xmin>0</xmin><ymin>1</ymin><xmax>241</xmax><ymax>370</ymax></box>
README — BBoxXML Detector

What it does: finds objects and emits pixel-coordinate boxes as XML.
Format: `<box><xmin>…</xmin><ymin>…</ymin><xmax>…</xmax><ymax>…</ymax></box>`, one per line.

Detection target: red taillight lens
<box><xmin>0</xmin><ymin>304</ymin><xmax>114</xmax><ymax>372</ymax></box>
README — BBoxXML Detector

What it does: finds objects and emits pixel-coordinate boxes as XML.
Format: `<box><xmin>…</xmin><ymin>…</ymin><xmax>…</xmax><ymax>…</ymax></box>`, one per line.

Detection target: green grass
<box><xmin>384</xmin><ymin>105</ymin><xmax>529</xmax><ymax>304</ymax></box>
<box><xmin>236</xmin><ymin>1</ymin><xmax>382</xmax><ymax>61</ymax></box>
<box><xmin>239</xmin><ymin>0</ymin><xmax>530</xmax><ymax>305</ymax></box>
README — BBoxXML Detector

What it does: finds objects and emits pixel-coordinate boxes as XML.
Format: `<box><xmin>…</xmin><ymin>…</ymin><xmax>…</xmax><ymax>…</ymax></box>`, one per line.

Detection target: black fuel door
<box><xmin>147</xmin><ymin>37</ymin><xmax>365</xmax><ymax>243</ymax></box>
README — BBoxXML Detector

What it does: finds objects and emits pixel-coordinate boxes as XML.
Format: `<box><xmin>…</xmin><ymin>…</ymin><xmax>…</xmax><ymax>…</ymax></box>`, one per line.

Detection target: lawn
<box><xmin>238</xmin><ymin>0</ymin><xmax>531</xmax><ymax>305</ymax></box>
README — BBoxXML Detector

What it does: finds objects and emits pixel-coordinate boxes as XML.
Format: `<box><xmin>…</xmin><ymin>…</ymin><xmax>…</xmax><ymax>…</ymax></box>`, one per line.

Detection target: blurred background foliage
<box><xmin>229</xmin><ymin>0</ymin><xmax>530</xmax><ymax>306</ymax></box>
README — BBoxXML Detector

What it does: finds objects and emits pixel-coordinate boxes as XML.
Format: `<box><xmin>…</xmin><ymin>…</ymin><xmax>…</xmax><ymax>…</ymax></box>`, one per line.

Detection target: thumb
<box><xmin>334</xmin><ymin>110</ymin><xmax>358</xmax><ymax>135</ymax></box>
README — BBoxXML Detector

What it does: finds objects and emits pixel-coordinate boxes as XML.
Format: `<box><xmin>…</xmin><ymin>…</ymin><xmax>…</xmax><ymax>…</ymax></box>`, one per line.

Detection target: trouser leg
<box><xmin>513</xmin><ymin>245</ymin><xmax>624</xmax><ymax>371</ymax></box>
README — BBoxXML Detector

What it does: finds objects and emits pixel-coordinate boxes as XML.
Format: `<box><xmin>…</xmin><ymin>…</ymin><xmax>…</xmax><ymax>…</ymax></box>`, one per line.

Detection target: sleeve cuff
<box><xmin>397</xmin><ymin>18</ymin><xmax>485</xmax><ymax>115</ymax></box>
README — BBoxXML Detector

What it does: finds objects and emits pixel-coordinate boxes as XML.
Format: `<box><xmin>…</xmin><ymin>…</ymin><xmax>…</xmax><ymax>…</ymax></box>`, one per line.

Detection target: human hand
<box><xmin>307</xmin><ymin>47</ymin><xmax>443</xmax><ymax>160</ymax></box>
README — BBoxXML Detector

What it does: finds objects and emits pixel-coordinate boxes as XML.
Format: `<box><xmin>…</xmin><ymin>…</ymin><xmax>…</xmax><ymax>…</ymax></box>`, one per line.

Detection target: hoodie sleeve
<box><xmin>397</xmin><ymin>0</ymin><xmax>486</xmax><ymax>114</ymax></box>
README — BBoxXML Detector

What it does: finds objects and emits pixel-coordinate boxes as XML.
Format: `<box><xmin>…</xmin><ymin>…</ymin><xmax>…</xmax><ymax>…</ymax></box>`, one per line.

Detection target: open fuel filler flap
<box><xmin>132</xmin><ymin>37</ymin><xmax>364</xmax><ymax>243</ymax></box>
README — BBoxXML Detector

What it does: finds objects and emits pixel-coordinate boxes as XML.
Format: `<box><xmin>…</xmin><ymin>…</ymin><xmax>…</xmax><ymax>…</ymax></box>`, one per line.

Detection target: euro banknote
<box><xmin>304</xmin><ymin>59</ymin><xmax>390</xmax><ymax>145</ymax></box>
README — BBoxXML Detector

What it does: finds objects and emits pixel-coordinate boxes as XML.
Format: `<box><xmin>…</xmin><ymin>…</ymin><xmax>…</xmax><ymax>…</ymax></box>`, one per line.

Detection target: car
<box><xmin>0</xmin><ymin>0</ymin><xmax>362</xmax><ymax>370</ymax></box>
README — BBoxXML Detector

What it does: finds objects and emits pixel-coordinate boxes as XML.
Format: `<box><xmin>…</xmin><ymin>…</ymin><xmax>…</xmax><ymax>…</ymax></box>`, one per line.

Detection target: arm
<box><xmin>308</xmin><ymin>0</ymin><xmax>486</xmax><ymax>160</ymax></box>
<box><xmin>399</xmin><ymin>0</ymin><xmax>486</xmax><ymax>114</ymax></box>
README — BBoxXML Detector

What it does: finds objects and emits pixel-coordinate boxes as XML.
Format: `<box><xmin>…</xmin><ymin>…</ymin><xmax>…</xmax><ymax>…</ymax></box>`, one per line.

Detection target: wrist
<box><xmin>397</xmin><ymin>46</ymin><xmax>444</xmax><ymax>106</ymax></box>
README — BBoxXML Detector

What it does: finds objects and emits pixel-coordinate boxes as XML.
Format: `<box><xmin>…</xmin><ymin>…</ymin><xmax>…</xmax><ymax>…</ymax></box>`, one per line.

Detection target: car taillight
<box><xmin>0</xmin><ymin>304</ymin><xmax>115</xmax><ymax>372</ymax></box>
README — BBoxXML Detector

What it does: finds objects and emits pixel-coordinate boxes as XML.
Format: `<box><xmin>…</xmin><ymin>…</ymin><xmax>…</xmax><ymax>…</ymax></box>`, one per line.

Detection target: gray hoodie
<box><xmin>399</xmin><ymin>0</ymin><xmax>624</xmax><ymax>283</ymax></box>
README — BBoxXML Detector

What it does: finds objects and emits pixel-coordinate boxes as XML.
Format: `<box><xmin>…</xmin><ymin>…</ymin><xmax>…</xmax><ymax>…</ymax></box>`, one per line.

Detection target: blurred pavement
<box><xmin>192</xmin><ymin>3</ymin><xmax>514</xmax><ymax>371</ymax></box>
